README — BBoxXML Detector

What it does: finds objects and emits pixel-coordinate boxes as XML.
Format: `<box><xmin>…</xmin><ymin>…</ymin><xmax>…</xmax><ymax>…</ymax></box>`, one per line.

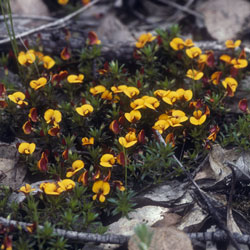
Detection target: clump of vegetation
<box><xmin>0</xmin><ymin>1</ymin><xmax>250</xmax><ymax>248</ymax></box>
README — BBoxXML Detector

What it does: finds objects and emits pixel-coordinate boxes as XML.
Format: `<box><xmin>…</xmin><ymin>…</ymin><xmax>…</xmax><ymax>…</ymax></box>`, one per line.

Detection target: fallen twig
<box><xmin>156</xmin><ymin>0</ymin><xmax>203</xmax><ymax>20</ymax></box>
<box><xmin>2</xmin><ymin>216</ymin><xmax>250</xmax><ymax>246</ymax></box>
<box><xmin>0</xmin><ymin>14</ymin><xmax>55</xmax><ymax>21</ymax></box>
<box><xmin>189</xmin><ymin>231</ymin><xmax>250</xmax><ymax>245</ymax></box>
<box><xmin>0</xmin><ymin>0</ymin><xmax>100</xmax><ymax>45</ymax></box>
<box><xmin>0</xmin><ymin>216</ymin><xmax>129</xmax><ymax>245</ymax></box>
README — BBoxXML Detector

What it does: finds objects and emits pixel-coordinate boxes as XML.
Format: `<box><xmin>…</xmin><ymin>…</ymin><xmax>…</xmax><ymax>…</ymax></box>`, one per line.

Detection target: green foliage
<box><xmin>219</xmin><ymin>114</ymin><xmax>250</xmax><ymax>150</ymax></box>
<box><xmin>108</xmin><ymin>190</ymin><xmax>136</xmax><ymax>218</ymax></box>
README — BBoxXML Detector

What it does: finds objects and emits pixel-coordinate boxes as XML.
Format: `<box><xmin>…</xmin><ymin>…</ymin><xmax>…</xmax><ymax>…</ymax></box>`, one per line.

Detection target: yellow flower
<box><xmin>40</xmin><ymin>182</ymin><xmax>62</xmax><ymax>195</ymax></box>
<box><xmin>211</xmin><ymin>71</ymin><xmax>222</xmax><ymax>85</ymax></box>
<box><xmin>152</xmin><ymin>119</ymin><xmax>170</xmax><ymax>134</ymax></box>
<box><xmin>186</xmin><ymin>47</ymin><xmax>202</xmax><ymax>59</ymax></box>
<box><xmin>190</xmin><ymin>110</ymin><xmax>206</xmax><ymax>125</ymax></box>
<box><xmin>44</xmin><ymin>109</ymin><xmax>62</xmax><ymax>125</ymax></box>
<box><xmin>100</xmin><ymin>154</ymin><xmax>116</xmax><ymax>167</ymax></box>
<box><xmin>143</xmin><ymin>96</ymin><xmax>160</xmax><ymax>110</ymax></box>
<box><xmin>66</xmin><ymin>160</ymin><xmax>85</xmax><ymax>178</ymax></box>
<box><xmin>90</xmin><ymin>85</ymin><xmax>106</xmax><ymax>95</ymax></box>
<box><xmin>125</xmin><ymin>110</ymin><xmax>141</xmax><ymax>123</ymax></box>
<box><xmin>162</xmin><ymin>91</ymin><xmax>178</xmax><ymax>105</ymax></box>
<box><xmin>111</xmin><ymin>85</ymin><xmax>128</xmax><ymax>93</ymax></box>
<box><xmin>130</xmin><ymin>98</ymin><xmax>146</xmax><ymax>110</ymax></box>
<box><xmin>186</xmin><ymin>69</ymin><xmax>203</xmax><ymax>80</ymax></box>
<box><xmin>154</xmin><ymin>89</ymin><xmax>170</xmax><ymax>98</ymax></box>
<box><xmin>119</xmin><ymin>131</ymin><xmax>138</xmax><ymax>148</ymax></box>
<box><xmin>58</xmin><ymin>0</ymin><xmax>69</xmax><ymax>5</ymax></box>
<box><xmin>222</xmin><ymin>77</ymin><xmax>238</xmax><ymax>93</ymax></box>
<box><xmin>184</xmin><ymin>39</ymin><xmax>194</xmax><ymax>47</ymax></box>
<box><xmin>57</xmin><ymin>179</ymin><xmax>75</xmax><ymax>192</ymax></box>
<box><xmin>231</xmin><ymin>58</ymin><xmax>248</xmax><ymax>69</ymax></box>
<box><xmin>219</xmin><ymin>54</ymin><xmax>232</xmax><ymax>64</ymax></box>
<box><xmin>18</xmin><ymin>142</ymin><xmax>36</xmax><ymax>155</ymax></box>
<box><xmin>170</xmin><ymin>37</ymin><xmax>185</xmax><ymax>51</ymax></box>
<box><xmin>176</xmin><ymin>89</ymin><xmax>193</xmax><ymax>101</ymax></box>
<box><xmin>42</xmin><ymin>56</ymin><xmax>55</xmax><ymax>69</ymax></box>
<box><xmin>8</xmin><ymin>91</ymin><xmax>28</xmax><ymax>106</ymax></box>
<box><xmin>30</xmin><ymin>77</ymin><xmax>47</xmax><ymax>90</ymax></box>
<box><xmin>67</xmin><ymin>74</ymin><xmax>84</xmax><ymax>83</ymax></box>
<box><xmin>123</xmin><ymin>87</ymin><xmax>140</xmax><ymax>98</ymax></box>
<box><xmin>92</xmin><ymin>180</ymin><xmax>110</xmax><ymax>202</ymax></box>
<box><xmin>225</xmin><ymin>40</ymin><xmax>241</xmax><ymax>49</ymax></box>
<box><xmin>135</xmin><ymin>33</ymin><xmax>156</xmax><ymax>48</ymax></box>
<box><xmin>18</xmin><ymin>50</ymin><xmax>36</xmax><ymax>65</ymax></box>
<box><xmin>75</xmin><ymin>104</ymin><xmax>94</xmax><ymax>116</ymax></box>
<box><xmin>18</xmin><ymin>184</ymin><xmax>35</xmax><ymax>194</ymax></box>
<box><xmin>169</xmin><ymin>110</ymin><xmax>188</xmax><ymax>127</ymax></box>
<box><xmin>101</xmin><ymin>90</ymin><xmax>113</xmax><ymax>101</ymax></box>
<box><xmin>82</xmin><ymin>137</ymin><xmax>94</xmax><ymax>146</ymax></box>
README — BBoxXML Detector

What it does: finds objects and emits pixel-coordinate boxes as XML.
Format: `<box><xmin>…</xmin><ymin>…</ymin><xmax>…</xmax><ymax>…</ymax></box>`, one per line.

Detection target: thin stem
<box><xmin>122</xmin><ymin>147</ymin><xmax>128</xmax><ymax>189</ymax></box>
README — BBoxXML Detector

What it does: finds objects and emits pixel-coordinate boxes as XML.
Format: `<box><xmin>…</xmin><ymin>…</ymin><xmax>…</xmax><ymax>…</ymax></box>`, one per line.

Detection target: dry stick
<box><xmin>189</xmin><ymin>231</ymin><xmax>250</xmax><ymax>245</ymax></box>
<box><xmin>0</xmin><ymin>14</ymin><xmax>55</xmax><ymax>21</ymax></box>
<box><xmin>0</xmin><ymin>0</ymin><xmax>100</xmax><ymax>45</ymax></box>
<box><xmin>156</xmin><ymin>0</ymin><xmax>203</xmax><ymax>20</ymax></box>
<box><xmin>154</xmin><ymin>130</ymin><xmax>241</xmax><ymax>250</ymax></box>
<box><xmin>0</xmin><ymin>217</ymin><xmax>129</xmax><ymax>245</ymax></box>
<box><xmin>2</xmin><ymin>216</ymin><xmax>250</xmax><ymax>246</ymax></box>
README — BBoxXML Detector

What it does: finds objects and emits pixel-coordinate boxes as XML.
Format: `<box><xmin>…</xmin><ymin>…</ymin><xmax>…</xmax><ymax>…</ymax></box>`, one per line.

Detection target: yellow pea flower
<box><xmin>152</xmin><ymin>119</ymin><xmax>170</xmax><ymax>134</ymax></box>
<box><xmin>40</xmin><ymin>182</ymin><xmax>62</xmax><ymax>195</ymax></box>
<box><xmin>90</xmin><ymin>85</ymin><xmax>106</xmax><ymax>95</ymax></box>
<box><xmin>8</xmin><ymin>91</ymin><xmax>28</xmax><ymax>106</ymax></box>
<box><xmin>66</xmin><ymin>160</ymin><xmax>85</xmax><ymax>178</ymax></box>
<box><xmin>42</xmin><ymin>56</ymin><xmax>55</xmax><ymax>69</ymax></box>
<box><xmin>186</xmin><ymin>69</ymin><xmax>204</xmax><ymax>80</ymax></box>
<box><xmin>75</xmin><ymin>104</ymin><xmax>94</xmax><ymax>116</ymax></box>
<box><xmin>176</xmin><ymin>89</ymin><xmax>193</xmax><ymax>101</ymax></box>
<box><xmin>44</xmin><ymin>109</ymin><xmax>62</xmax><ymax>125</ymax></box>
<box><xmin>119</xmin><ymin>131</ymin><xmax>137</xmax><ymax>148</ymax></box>
<box><xmin>143</xmin><ymin>96</ymin><xmax>160</xmax><ymax>110</ymax></box>
<box><xmin>30</xmin><ymin>77</ymin><xmax>47</xmax><ymax>90</ymax></box>
<box><xmin>162</xmin><ymin>91</ymin><xmax>178</xmax><ymax>105</ymax></box>
<box><xmin>18</xmin><ymin>50</ymin><xmax>36</xmax><ymax>65</ymax></box>
<box><xmin>222</xmin><ymin>77</ymin><xmax>238</xmax><ymax>93</ymax></box>
<box><xmin>18</xmin><ymin>184</ymin><xmax>35</xmax><ymax>194</ymax></box>
<box><xmin>57</xmin><ymin>179</ymin><xmax>75</xmax><ymax>192</ymax></box>
<box><xmin>190</xmin><ymin>110</ymin><xmax>206</xmax><ymax>125</ymax></box>
<box><xmin>123</xmin><ymin>87</ymin><xmax>140</xmax><ymax>98</ymax></box>
<box><xmin>186</xmin><ymin>47</ymin><xmax>202</xmax><ymax>59</ymax></box>
<box><xmin>225</xmin><ymin>40</ymin><xmax>241</xmax><ymax>49</ymax></box>
<box><xmin>124</xmin><ymin>110</ymin><xmax>141</xmax><ymax>123</ymax></box>
<box><xmin>82</xmin><ymin>137</ymin><xmax>94</xmax><ymax>146</ymax></box>
<box><xmin>92</xmin><ymin>180</ymin><xmax>110</xmax><ymax>202</ymax></box>
<box><xmin>100</xmin><ymin>154</ymin><xmax>116</xmax><ymax>167</ymax></box>
<box><xmin>18</xmin><ymin>142</ymin><xmax>36</xmax><ymax>155</ymax></box>
<box><xmin>231</xmin><ymin>58</ymin><xmax>248</xmax><ymax>69</ymax></box>
<box><xmin>67</xmin><ymin>74</ymin><xmax>84</xmax><ymax>83</ymax></box>
<box><xmin>135</xmin><ymin>33</ymin><xmax>156</xmax><ymax>48</ymax></box>
<box><xmin>170</xmin><ymin>37</ymin><xmax>185</xmax><ymax>51</ymax></box>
